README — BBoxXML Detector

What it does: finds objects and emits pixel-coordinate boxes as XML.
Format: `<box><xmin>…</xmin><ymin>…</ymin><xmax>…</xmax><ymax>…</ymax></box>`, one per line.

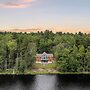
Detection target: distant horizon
<box><xmin>0</xmin><ymin>27</ymin><xmax>90</xmax><ymax>34</ymax></box>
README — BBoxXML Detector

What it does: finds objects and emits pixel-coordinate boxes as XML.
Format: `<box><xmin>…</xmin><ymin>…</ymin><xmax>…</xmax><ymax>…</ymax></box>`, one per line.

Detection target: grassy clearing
<box><xmin>33</xmin><ymin>62</ymin><xmax>57</xmax><ymax>69</ymax></box>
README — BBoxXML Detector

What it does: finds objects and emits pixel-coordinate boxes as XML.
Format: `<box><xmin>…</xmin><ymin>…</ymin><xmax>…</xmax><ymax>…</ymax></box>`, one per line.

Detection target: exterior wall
<box><xmin>36</xmin><ymin>56</ymin><xmax>41</xmax><ymax>63</ymax></box>
<box><xmin>36</xmin><ymin>53</ymin><xmax>54</xmax><ymax>64</ymax></box>
<box><xmin>48</xmin><ymin>56</ymin><xmax>53</xmax><ymax>63</ymax></box>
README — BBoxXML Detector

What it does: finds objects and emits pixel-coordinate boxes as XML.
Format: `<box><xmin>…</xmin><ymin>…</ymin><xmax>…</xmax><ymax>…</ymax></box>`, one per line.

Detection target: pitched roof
<box><xmin>36</xmin><ymin>52</ymin><xmax>53</xmax><ymax>57</ymax></box>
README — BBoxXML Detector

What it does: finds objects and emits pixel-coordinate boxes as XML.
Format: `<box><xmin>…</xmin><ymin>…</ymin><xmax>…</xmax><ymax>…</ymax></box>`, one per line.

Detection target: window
<box><xmin>46</xmin><ymin>56</ymin><xmax>48</xmax><ymax>59</ymax></box>
<box><xmin>44</xmin><ymin>57</ymin><xmax>45</xmax><ymax>59</ymax></box>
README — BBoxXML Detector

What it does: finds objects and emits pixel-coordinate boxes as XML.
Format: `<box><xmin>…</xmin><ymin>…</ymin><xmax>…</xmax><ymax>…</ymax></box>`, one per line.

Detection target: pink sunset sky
<box><xmin>0</xmin><ymin>0</ymin><xmax>90</xmax><ymax>33</ymax></box>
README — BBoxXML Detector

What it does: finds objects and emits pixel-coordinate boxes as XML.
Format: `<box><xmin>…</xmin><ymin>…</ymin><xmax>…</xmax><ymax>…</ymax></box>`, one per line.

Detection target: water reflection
<box><xmin>56</xmin><ymin>74</ymin><xmax>90</xmax><ymax>90</ymax></box>
<box><xmin>34</xmin><ymin>75</ymin><xmax>57</xmax><ymax>90</ymax></box>
<box><xmin>0</xmin><ymin>75</ymin><xmax>35</xmax><ymax>90</ymax></box>
<box><xmin>0</xmin><ymin>74</ymin><xmax>90</xmax><ymax>90</ymax></box>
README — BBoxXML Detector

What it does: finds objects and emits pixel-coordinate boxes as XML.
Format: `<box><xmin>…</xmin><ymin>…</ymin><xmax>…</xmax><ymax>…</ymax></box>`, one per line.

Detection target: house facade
<box><xmin>36</xmin><ymin>52</ymin><xmax>54</xmax><ymax>64</ymax></box>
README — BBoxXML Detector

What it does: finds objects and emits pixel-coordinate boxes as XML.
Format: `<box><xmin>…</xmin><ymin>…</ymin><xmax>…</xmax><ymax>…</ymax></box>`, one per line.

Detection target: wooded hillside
<box><xmin>0</xmin><ymin>30</ymin><xmax>90</xmax><ymax>73</ymax></box>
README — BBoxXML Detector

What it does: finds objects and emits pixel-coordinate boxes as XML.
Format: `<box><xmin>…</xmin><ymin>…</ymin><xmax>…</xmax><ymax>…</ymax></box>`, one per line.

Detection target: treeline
<box><xmin>0</xmin><ymin>32</ymin><xmax>37</xmax><ymax>72</ymax></box>
<box><xmin>0</xmin><ymin>30</ymin><xmax>90</xmax><ymax>72</ymax></box>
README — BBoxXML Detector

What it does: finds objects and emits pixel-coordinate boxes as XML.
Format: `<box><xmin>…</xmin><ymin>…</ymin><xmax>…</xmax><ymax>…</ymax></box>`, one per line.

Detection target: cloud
<box><xmin>21</xmin><ymin>0</ymin><xmax>33</xmax><ymax>3</ymax></box>
<box><xmin>0</xmin><ymin>0</ymin><xmax>35</xmax><ymax>8</ymax></box>
<box><xmin>0</xmin><ymin>2</ymin><xmax>27</xmax><ymax>8</ymax></box>
<box><xmin>5</xmin><ymin>28</ymin><xmax>42</xmax><ymax>33</ymax></box>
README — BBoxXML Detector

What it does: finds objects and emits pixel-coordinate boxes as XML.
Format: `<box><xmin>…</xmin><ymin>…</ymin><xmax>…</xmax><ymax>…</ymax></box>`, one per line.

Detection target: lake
<box><xmin>0</xmin><ymin>74</ymin><xmax>90</xmax><ymax>90</ymax></box>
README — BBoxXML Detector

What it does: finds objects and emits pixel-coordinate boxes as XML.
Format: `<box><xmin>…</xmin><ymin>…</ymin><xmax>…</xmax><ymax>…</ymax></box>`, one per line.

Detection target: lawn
<box><xmin>32</xmin><ymin>62</ymin><xmax>57</xmax><ymax>69</ymax></box>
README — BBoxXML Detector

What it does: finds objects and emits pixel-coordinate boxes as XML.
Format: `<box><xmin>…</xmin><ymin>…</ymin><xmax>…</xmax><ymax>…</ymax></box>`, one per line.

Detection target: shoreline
<box><xmin>0</xmin><ymin>72</ymin><xmax>90</xmax><ymax>75</ymax></box>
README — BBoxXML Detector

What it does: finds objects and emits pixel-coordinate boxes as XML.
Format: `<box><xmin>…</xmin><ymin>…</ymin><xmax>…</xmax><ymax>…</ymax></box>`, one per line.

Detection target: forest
<box><xmin>0</xmin><ymin>30</ymin><xmax>90</xmax><ymax>73</ymax></box>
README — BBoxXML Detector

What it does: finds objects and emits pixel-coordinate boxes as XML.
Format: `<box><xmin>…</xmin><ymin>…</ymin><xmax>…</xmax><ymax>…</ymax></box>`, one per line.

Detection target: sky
<box><xmin>0</xmin><ymin>0</ymin><xmax>90</xmax><ymax>33</ymax></box>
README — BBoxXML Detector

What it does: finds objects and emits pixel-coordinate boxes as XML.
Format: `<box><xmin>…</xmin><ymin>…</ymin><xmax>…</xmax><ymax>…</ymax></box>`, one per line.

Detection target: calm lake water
<box><xmin>0</xmin><ymin>74</ymin><xmax>90</xmax><ymax>90</ymax></box>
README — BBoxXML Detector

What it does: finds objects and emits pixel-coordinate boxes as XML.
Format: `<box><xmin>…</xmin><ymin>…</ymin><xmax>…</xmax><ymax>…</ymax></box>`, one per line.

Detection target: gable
<box><xmin>36</xmin><ymin>52</ymin><xmax>53</xmax><ymax>56</ymax></box>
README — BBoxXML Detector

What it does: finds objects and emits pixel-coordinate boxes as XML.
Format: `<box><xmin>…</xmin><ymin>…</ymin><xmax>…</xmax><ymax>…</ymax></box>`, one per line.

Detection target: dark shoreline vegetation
<box><xmin>0</xmin><ymin>30</ymin><xmax>90</xmax><ymax>75</ymax></box>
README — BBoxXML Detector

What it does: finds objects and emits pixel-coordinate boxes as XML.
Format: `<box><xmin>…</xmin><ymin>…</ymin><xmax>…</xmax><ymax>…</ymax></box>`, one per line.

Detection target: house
<box><xmin>36</xmin><ymin>52</ymin><xmax>54</xmax><ymax>64</ymax></box>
